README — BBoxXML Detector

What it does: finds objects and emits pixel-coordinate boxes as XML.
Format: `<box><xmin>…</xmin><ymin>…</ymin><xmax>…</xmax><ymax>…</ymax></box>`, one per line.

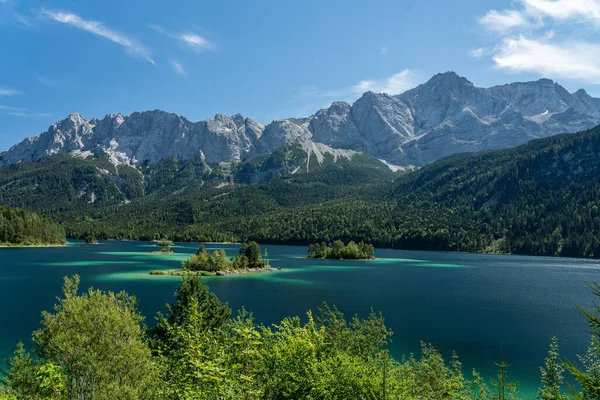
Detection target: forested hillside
<box><xmin>0</xmin><ymin>207</ymin><xmax>66</xmax><ymax>246</ymax></box>
<box><xmin>390</xmin><ymin>125</ymin><xmax>600</xmax><ymax>257</ymax></box>
<box><xmin>2</xmin><ymin>125</ymin><xmax>600</xmax><ymax>257</ymax></box>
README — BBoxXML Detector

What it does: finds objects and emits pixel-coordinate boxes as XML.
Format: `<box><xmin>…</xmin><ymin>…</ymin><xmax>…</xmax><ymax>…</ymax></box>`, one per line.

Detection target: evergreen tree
<box><xmin>151</xmin><ymin>275</ymin><xmax>231</xmax><ymax>349</ymax></box>
<box><xmin>538</xmin><ymin>337</ymin><xmax>567</xmax><ymax>400</ymax></box>
<box><xmin>492</xmin><ymin>346</ymin><xmax>519</xmax><ymax>400</ymax></box>
<box><xmin>565</xmin><ymin>282</ymin><xmax>600</xmax><ymax>399</ymax></box>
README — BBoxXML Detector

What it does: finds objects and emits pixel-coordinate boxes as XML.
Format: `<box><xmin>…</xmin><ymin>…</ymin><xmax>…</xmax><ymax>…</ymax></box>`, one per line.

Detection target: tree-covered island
<box><xmin>150</xmin><ymin>241</ymin><xmax>271</xmax><ymax>276</ymax></box>
<box><xmin>308</xmin><ymin>240</ymin><xmax>375</xmax><ymax>260</ymax></box>
<box><xmin>151</xmin><ymin>240</ymin><xmax>174</xmax><ymax>255</ymax></box>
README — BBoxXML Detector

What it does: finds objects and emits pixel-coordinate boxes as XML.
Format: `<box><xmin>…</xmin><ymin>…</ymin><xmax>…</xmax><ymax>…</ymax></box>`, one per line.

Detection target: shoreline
<box><xmin>0</xmin><ymin>242</ymin><xmax>67</xmax><ymax>248</ymax></box>
<box><xmin>308</xmin><ymin>256</ymin><xmax>375</xmax><ymax>261</ymax></box>
<box><xmin>61</xmin><ymin>238</ymin><xmax>600</xmax><ymax>261</ymax></box>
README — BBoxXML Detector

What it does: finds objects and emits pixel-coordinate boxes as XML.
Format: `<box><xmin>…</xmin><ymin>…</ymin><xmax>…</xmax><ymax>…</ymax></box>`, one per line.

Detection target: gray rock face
<box><xmin>1</xmin><ymin>111</ymin><xmax>266</xmax><ymax>166</ymax></box>
<box><xmin>309</xmin><ymin>101</ymin><xmax>361</xmax><ymax>150</ymax></box>
<box><xmin>305</xmin><ymin>72</ymin><xmax>600</xmax><ymax>166</ymax></box>
<box><xmin>255</xmin><ymin>119</ymin><xmax>312</xmax><ymax>155</ymax></box>
<box><xmin>3</xmin><ymin>72</ymin><xmax>600</xmax><ymax>167</ymax></box>
<box><xmin>351</xmin><ymin>92</ymin><xmax>415</xmax><ymax>155</ymax></box>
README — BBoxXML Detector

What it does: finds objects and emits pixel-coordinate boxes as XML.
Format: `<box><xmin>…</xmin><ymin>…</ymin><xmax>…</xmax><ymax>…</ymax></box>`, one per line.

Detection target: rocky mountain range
<box><xmin>2</xmin><ymin>71</ymin><xmax>600</xmax><ymax>168</ymax></box>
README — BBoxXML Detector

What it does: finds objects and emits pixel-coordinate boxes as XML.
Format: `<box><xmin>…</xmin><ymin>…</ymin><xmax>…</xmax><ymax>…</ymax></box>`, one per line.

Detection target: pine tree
<box><xmin>538</xmin><ymin>337</ymin><xmax>567</xmax><ymax>400</ymax></box>
<box><xmin>565</xmin><ymin>282</ymin><xmax>600</xmax><ymax>399</ymax></box>
<box><xmin>492</xmin><ymin>345</ymin><xmax>518</xmax><ymax>400</ymax></box>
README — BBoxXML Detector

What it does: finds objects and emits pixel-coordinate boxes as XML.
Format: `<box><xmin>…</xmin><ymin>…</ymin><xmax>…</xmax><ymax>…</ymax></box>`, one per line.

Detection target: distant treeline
<box><xmin>0</xmin><ymin>206</ymin><xmax>65</xmax><ymax>246</ymax></box>
<box><xmin>308</xmin><ymin>240</ymin><xmax>374</xmax><ymax>260</ymax></box>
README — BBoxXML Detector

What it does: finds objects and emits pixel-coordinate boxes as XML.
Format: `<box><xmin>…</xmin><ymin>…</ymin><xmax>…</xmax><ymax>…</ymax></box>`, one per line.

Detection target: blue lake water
<box><xmin>1</xmin><ymin>240</ymin><xmax>599</xmax><ymax>398</ymax></box>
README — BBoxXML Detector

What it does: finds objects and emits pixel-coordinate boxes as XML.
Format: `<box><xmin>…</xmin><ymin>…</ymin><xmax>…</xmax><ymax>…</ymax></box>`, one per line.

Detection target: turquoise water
<box><xmin>1</xmin><ymin>240</ymin><xmax>600</xmax><ymax>398</ymax></box>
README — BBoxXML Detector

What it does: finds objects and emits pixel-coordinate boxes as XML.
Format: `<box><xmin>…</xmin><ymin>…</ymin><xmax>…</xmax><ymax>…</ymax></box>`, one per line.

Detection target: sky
<box><xmin>2</xmin><ymin>0</ymin><xmax>600</xmax><ymax>150</ymax></box>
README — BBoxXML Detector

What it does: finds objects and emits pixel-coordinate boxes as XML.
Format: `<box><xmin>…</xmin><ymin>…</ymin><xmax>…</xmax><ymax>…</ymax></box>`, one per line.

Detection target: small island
<box><xmin>151</xmin><ymin>240</ymin><xmax>174</xmax><ymax>255</ymax></box>
<box><xmin>308</xmin><ymin>240</ymin><xmax>374</xmax><ymax>260</ymax></box>
<box><xmin>83</xmin><ymin>232</ymin><xmax>98</xmax><ymax>244</ymax></box>
<box><xmin>150</xmin><ymin>241</ymin><xmax>272</xmax><ymax>276</ymax></box>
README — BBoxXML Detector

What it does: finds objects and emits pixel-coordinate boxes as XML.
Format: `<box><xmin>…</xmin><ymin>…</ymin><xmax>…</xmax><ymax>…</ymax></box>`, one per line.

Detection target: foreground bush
<box><xmin>7</xmin><ymin>274</ymin><xmax>600</xmax><ymax>399</ymax></box>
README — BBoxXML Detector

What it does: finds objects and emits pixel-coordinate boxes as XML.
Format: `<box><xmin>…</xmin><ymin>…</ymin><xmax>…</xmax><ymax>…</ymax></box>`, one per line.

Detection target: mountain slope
<box><xmin>3</xmin><ymin>72</ymin><xmax>600</xmax><ymax>168</ymax></box>
<box><xmin>0</xmin><ymin>142</ymin><xmax>398</xmax><ymax>219</ymax></box>
<box><xmin>56</xmin><ymin>123</ymin><xmax>600</xmax><ymax>259</ymax></box>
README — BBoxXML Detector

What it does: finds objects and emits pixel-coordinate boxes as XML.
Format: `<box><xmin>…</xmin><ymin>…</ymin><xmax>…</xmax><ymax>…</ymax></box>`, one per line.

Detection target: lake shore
<box><xmin>0</xmin><ymin>242</ymin><xmax>67</xmax><ymax>248</ymax></box>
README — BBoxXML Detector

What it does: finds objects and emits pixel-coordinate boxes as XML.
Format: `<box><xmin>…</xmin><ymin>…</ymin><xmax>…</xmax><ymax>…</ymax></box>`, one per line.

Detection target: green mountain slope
<box><xmin>390</xmin><ymin>126</ymin><xmax>600</xmax><ymax>257</ymax></box>
<box><xmin>0</xmin><ymin>153</ymin><xmax>144</xmax><ymax>214</ymax></box>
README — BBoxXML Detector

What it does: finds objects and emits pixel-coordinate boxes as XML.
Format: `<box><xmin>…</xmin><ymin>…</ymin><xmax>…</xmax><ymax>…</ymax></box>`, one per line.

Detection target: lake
<box><xmin>1</xmin><ymin>240</ymin><xmax>599</xmax><ymax>398</ymax></box>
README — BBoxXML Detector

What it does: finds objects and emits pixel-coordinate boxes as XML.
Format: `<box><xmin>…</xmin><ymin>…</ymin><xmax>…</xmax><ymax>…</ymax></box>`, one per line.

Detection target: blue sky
<box><xmin>2</xmin><ymin>0</ymin><xmax>600</xmax><ymax>150</ymax></box>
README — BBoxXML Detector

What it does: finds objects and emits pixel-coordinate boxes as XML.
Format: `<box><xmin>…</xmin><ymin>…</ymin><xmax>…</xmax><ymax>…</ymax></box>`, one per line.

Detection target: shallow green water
<box><xmin>2</xmin><ymin>240</ymin><xmax>600</xmax><ymax>398</ymax></box>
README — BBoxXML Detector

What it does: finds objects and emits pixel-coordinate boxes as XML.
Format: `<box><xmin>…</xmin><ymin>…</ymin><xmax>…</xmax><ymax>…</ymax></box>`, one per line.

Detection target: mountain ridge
<box><xmin>3</xmin><ymin>71</ymin><xmax>600</xmax><ymax>168</ymax></box>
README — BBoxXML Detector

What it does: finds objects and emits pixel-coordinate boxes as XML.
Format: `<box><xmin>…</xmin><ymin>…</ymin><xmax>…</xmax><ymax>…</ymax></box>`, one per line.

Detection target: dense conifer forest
<box><xmin>0</xmin><ymin>207</ymin><xmax>65</xmax><ymax>246</ymax></box>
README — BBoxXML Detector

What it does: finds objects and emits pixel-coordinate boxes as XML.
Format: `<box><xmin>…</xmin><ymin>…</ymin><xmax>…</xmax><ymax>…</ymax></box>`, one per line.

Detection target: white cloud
<box><xmin>7</xmin><ymin>112</ymin><xmax>51</xmax><ymax>117</ymax></box>
<box><xmin>150</xmin><ymin>24</ymin><xmax>213</xmax><ymax>52</ymax></box>
<box><xmin>40</xmin><ymin>9</ymin><xmax>154</xmax><ymax>64</ymax></box>
<box><xmin>479</xmin><ymin>10</ymin><xmax>528</xmax><ymax>33</ymax></box>
<box><xmin>34</xmin><ymin>74</ymin><xmax>64</xmax><ymax>88</ymax></box>
<box><xmin>352</xmin><ymin>70</ymin><xmax>421</xmax><ymax>95</ymax></box>
<box><xmin>300</xmin><ymin>69</ymin><xmax>421</xmax><ymax>105</ymax></box>
<box><xmin>0</xmin><ymin>87</ymin><xmax>21</xmax><ymax>96</ymax></box>
<box><xmin>522</xmin><ymin>0</ymin><xmax>600</xmax><ymax>22</ymax></box>
<box><xmin>470</xmin><ymin>47</ymin><xmax>485</xmax><ymax>58</ymax></box>
<box><xmin>476</xmin><ymin>0</ymin><xmax>600</xmax><ymax>82</ymax></box>
<box><xmin>170</xmin><ymin>61</ymin><xmax>185</xmax><ymax>75</ymax></box>
<box><xmin>179</xmin><ymin>33</ymin><xmax>212</xmax><ymax>51</ymax></box>
<box><xmin>12</xmin><ymin>13</ymin><xmax>32</xmax><ymax>27</ymax></box>
<box><xmin>493</xmin><ymin>36</ymin><xmax>600</xmax><ymax>82</ymax></box>
<box><xmin>380</xmin><ymin>46</ymin><xmax>389</xmax><ymax>55</ymax></box>
<box><xmin>0</xmin><ymin>105</ymin><xmax>26</xmax><ymax>111</ymax></box>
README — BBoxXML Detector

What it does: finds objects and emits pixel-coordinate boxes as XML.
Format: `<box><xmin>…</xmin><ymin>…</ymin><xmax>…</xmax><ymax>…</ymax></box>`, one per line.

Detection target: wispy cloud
<box><xmin>39</xmin><ymin>9</ymin><xmax>154</xmax><ymax>64</ymax></box>
<box><xmin>352</xmin><ymin>70</ymin><xmax>422</xmax><ymax>95</ymax></box>
<box><xmin>300</xmin><ymin>69</ymin><xmax>422</xmax><ymax>103</ymax></box>
<box><xmin>179</xmin><ymin>33</ymin><xmax>212</xmax><ymax>51</ymax></box>
<box><xmin>522</xmin><ymin>0</ymin><xmax>600</xmax><ymax>21</ymax></box>
<box><xmin>380</xmin><ymin>46</ymin><xmax>389</xmax><ymax>55</ymax></box>
<box><xmin>0</xmin><ymin>0</ymin><xmax>34</xmax><ymax>28</ymax></box>
<box><xmin>0</xmin><ymin>105</ymin><xmax>26</xmax><ymax>111</ymax></box>
<box><xmin>493</xmin><ymin>36</ymin><xmax>600</xmax><ymax>81</ymax></box>
<box><xmin>7</xmin><ymin>112</ymin><xmax>52</xmax><ymax>117</ymax></box>
<box><xmin>479</xmin><ymin>10</ymin><xmax>529</xmax><ymax>33</ymax></box>
<box><xmin>12</xmin><ymin>13</ymin><xmax>32</xmax><ymax>27</ymax></box>
<box><xmin>476</xmin><ymin>0</ymin><xmax>600</xmax><ymax>83</ymax></box>
<box><xmin>170</xmin><ymin>61</ymin><xmax>185</xmax><ymax>75</ymax></box>
<box><xmin>35</xmin><ymin>74</ymin><xmax>59</xmax><ymax>88</ymax></box>
<box><xmin>0</xmin><ymin>87</ymin><xmax>22</xmax><ymax>96</ymax></box>
<box><xmin>271</xmin><ymin>70</ymin><xmax>421</xmax><ymax>122</ymax></box>
<box><xmin>150</xmin><ymin>24</ymin><xmax>214</xmax><ymax>52</ymax></box>
<box><xmin>0</xmin><ymin>104</ymin><xmax>51</xmax><ymax>116</ymax></box>
<box><xmin>470</xmin><ymin>47</ymin><xmax>486</xmax><ymax>58</ymax></box>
